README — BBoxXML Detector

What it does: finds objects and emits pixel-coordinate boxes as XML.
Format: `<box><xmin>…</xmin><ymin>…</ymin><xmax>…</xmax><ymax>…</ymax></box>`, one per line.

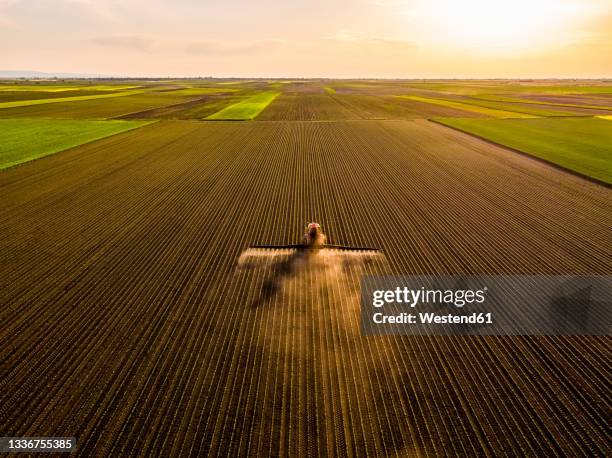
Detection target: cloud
<box><xmin>90</xmin><ymin>35</ymin><xmax>153</xmax><ymax>51</ymax></box>
<box><xmin>327</xmin><ymin>30</ymin><xmax>363</xmax><ymax>42</ymax></box>
<box><xmin>0</xmin><ymin>0</ymin><xmax>119</xmax><ymax>25</ymax></box>
<box><xmin>183</xmin><ymin>40</ymin><xmax>296</xmax><ymax>56</ymax></box>
<box><xmin>326</xmin><ymin>30</ymin><xmax>414</xmax><ymax>50</ymax></box>
<box><xmin>369</xmin><ymin>36</ymin><xmax>415</xmax><ymax>49</ymax></box>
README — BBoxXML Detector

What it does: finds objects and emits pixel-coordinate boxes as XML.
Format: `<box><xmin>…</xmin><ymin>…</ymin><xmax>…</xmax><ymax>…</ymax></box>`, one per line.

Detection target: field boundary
<box><xmin>0</xmin><ymin>119</ymin><xmax>156</xmax><ymax>170</ymax></box>
<box><xmin>429</xmin><ymin>118</ymin><xmax>612</xmax><ymax>188</ymax></box>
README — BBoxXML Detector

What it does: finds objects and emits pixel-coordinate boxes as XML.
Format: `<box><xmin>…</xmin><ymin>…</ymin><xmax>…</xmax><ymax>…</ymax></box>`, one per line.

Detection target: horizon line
<box><xmin>2</xmin><ymin>75</ymin><xmax>612</xmax><ymax>81</ymax></box>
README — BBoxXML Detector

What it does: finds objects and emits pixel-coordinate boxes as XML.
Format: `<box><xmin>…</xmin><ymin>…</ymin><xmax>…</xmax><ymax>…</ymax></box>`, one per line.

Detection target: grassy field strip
<box><xmin>396</xmin><ymin>95</ymin><xmax>537</xmax><ymax>118</ymax></box>
<box><xmin>0</xmin><ymin>89</ymin><xmax>146</xmax><ymax>109</ymax></box>
<box><xmin>450</xmin><ymin>97</ymin><xmax>585</xmax><ymax>117</ymax></box>
<box><xmin>164</xmin><ymin>87</ymin><xmax>239</xmax><ymax>96</ymax></box>
<box><xmin>205</xmin><ymin>92</ymin><xmax>280</xmax><ymax>120</ymax></box>
<box><xmin>512</xmin><ymin>85</ymin><xmax>612</xmax><ymax>95</ymax></box>
<box><xmin>597</xmin><ymin>115</ymin><xmax>612</xmax><ymax>120</ymax></box>
<box><xmin>0</xmin><ymin>118</ymin><xmax>153</xmax><ymax>169</ymax></box>
<box><xmin>1</xmin><ymin>120</ymin><xmax>610</xmax><ymax>455</ymax></box>
<box><xmin>217</xmin><ymin>80</ymin><xmax>254</xmax><ymax>85</ymax></box>
<box><xmin>473</xmin><ymin>95</ymin><xmax>612</xmax><ymax>111</ymax></box>
<box><xmin>434</xmin><ymin>117</ymin><xmax>612</xmax><ymax>185</ymax></box>
<box><xmin>0</xmin><ymin>89</ymin><xmax>128</xmax><ymax>104</ymax></box>
<box><xmin>0</xmin><ymin>84</ymin><xmax>140</xmax><ymax>92</ymax></box>
<box><xmin>323</xmin><ymin>86</ymin><xmax>336</xmax><ymax>94</ymax></box>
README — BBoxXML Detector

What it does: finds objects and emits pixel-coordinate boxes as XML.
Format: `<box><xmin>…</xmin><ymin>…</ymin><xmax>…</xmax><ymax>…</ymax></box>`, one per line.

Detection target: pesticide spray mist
<box><xmin>231</xmin><ymin>242</ymin><xmax>421</xmax><ymax>454</ymax></box>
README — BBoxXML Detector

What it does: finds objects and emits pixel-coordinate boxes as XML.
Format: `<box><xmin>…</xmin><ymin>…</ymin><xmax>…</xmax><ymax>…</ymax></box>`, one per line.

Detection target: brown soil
<box><xmin>1</xmin><ymin>119</ymin><xmax>610</xmax><ymax>456</ymax></box>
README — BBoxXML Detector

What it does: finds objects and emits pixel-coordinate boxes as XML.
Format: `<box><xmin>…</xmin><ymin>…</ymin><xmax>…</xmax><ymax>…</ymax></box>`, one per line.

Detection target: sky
<box><xmin>1</xmin><ymin>0</ymin><xmax>611</xmax><ymax>78</ymax></box>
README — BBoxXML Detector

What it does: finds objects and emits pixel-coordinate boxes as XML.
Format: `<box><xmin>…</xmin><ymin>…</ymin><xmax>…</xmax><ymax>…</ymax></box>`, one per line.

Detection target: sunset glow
<box><xmin>0</xmin><ymin>0</ymin><xmax>610</xmax><ymax>77</ymax></box>
<box><xmin>408</xmin><ymin>0</ymin><xmax>593</xmax><ymax>52</ymax></box>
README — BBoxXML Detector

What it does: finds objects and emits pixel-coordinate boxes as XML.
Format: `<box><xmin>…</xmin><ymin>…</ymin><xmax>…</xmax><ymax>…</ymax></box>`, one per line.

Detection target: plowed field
<box><xmin>1</xmin><ymin>119</ymin><xmax>610</xmax><ymax>456</ymax></box>
<box><xmin>258</xmin><ymin>93</ymin><xmax>359</xmax><ymax>120</ymax></box>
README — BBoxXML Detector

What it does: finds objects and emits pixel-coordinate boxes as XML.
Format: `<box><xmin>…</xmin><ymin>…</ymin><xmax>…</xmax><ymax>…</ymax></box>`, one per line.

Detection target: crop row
<box><xmin>1</xmin><ymin>120</ymin><xmax>610</xmax><ymax>455</ymax></box>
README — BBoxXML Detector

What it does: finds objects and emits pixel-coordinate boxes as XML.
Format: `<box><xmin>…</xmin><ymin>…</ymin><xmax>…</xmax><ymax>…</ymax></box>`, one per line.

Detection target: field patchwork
<box><xmin>0</xmin><ymin>89</ymin><xmax>145</xmax><ymax>109</ymax></box>
<box><xmin>1</xmin><ymin>79</ymin><xmax>611</xmax><ymax>456</ymax></box>
<box><xmin>0</xmin><ymin>84</ymin><xmax>140</xmax><ymax>92</ymax></box>
<box><xmin>450</xmin><ymin>97</ymin><xmax>585</xmax><ymax>117</ymax></box>
<box><xmin>404</xmin><ymin>81</ymin><xmax>612</xmax><ymax>95</ymax></box>
<box><xmin>0</xmin><ymin>92</ymin><xmax>207</xmax><ymax>119</ymax></box>
<box><xmin>473</xmin><ymin>94</ymin><xmax>612</xmax><ymax>111</ymax></box>
<box><xmin>0</xmin><ymin>89</ymin><xmax>135</xmax><ymax>104</ymax></box>
<box><xmin>397</xmin><ymin>95</ymin><xmax>538</xmax><ymax>118</ymax></box>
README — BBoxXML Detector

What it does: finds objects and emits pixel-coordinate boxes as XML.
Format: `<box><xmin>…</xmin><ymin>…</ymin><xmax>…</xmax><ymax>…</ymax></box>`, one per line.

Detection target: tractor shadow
<box><xmin>238</xmin><ymin>247</ymin><xmax>383</xmax><ymax>309</ymax></box>
<box><xmin>247</xmin><ymin>248</ymin><xmax>311</xmax><ymax>309</ymax></box>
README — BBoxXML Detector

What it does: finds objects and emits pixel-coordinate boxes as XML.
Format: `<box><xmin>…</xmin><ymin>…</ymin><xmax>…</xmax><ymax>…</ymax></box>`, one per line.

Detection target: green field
<box><xmin>397</xmin><ymin>95</ymin><xmax>537</xmax><ymax>118</ymax></box>
<box><xmin>436</xmin><ymin>117</ymin><xmax>612</xmax><ymax>184</ymax></box>
<box><xmin>0</xmin><ymin>118</ymin><xmax>151</xmax><ymax>169</ymax></box>
<box><xmin>165</xmin><ymin>87</ymin><xmax>238</xmax><ymax>96</ymax></box>
<box><xmin>206</xmin><ymin>91</ymin><xmax>280</xmax><ymax>120</ymax></box>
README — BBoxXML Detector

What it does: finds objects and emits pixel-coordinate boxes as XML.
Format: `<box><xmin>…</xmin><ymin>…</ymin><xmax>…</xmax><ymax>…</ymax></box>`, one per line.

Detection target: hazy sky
<box><xmin>2</xmin><ymin>0</ymin><xmax>611</xmax><ymax>78</ymax></box>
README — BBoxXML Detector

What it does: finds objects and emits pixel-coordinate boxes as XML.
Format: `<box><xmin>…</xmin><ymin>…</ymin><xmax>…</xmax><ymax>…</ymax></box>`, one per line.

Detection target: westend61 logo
<box><xmin>361</xmin><ymin>276</ymin><xmax>612</xmax><ymax>336</ymax></box>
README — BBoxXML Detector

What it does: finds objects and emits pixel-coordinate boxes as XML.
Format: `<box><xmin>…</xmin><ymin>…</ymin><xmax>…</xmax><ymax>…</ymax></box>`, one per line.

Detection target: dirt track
<box><xmin>1</xmin><ymin>119</ymin><xmax>610</xmax><ymax>456</ymax></box>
